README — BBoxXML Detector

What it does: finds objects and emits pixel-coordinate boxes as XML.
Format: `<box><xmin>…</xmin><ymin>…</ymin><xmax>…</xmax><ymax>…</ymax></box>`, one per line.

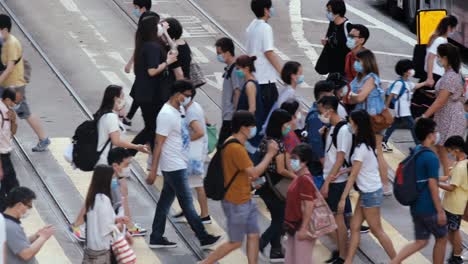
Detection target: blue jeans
<box><xmin>150</xmin><ymin>169</ymin><xmax>208</xmax><ymax>242</ymax></box>
<box><xmin>383</xmin><ymin>116</ymin><xmax>419</xmax><ymax>144</ymax></box>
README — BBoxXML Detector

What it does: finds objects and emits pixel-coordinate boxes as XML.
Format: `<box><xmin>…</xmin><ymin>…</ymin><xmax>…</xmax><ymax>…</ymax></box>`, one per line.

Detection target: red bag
<box><xmin>111</xmin><ymin>226</ymin><xmax>136</xmax><ymax>264</ymax></box>
<box><xmin>308</xmin><ymin>182</ymin><xmax>337</xmax><ymax>238</ymax></box>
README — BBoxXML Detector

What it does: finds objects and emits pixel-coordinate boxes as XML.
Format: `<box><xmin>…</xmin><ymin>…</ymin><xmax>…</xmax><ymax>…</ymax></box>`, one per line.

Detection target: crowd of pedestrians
<box><xmin>0</xmin><ymin>0</ymin><xmax>467</xmax><ymax>264</ymax></box>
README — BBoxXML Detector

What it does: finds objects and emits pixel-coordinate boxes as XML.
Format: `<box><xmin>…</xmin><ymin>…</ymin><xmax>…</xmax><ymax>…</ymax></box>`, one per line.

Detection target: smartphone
<box><xmin>252</xmin><ymin>176</ymin><xmax>266</xmax><ymax>188</ymax></box>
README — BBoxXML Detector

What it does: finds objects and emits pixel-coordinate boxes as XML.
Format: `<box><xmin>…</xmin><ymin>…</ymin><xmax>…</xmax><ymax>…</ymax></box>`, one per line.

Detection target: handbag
<box><xmin>189</xmin><ymin>62</ymin><xmax>206</xmax><ymax>88</ymax></box>
<box><xmin>369</xmin><ymin>108</ymin><xmax>394</xmax><ymax>133</ymax></box>
<box><xmin>266</xmin><ymin>153</ymin><xmax>292</xmax><ymax>201</ymax></box>
<box><xmin>308</xmin><ymin>181</ymin><xmax>337</xmax><ymax>238</ymax></box>
<box><xmin>206</xmin><ymin>124</ymin><xmax>218</xmax><ymax>154</ymax></box>
<box><xmin>111</xmin><ymin>226</ymin><xmax>136</xmax><ymax>264</ymax></box>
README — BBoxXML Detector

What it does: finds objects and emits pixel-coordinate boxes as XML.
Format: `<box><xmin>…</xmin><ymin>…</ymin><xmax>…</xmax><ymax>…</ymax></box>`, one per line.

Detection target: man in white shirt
<box><xmin>146</xmin><ymin>80</ymin><xmax>221</xmax><ymax>249</ymax></box>
<box><xmin>246</xmin><ymin>0</ymin><xmax>283</xmax><ymax>117</ymax></box>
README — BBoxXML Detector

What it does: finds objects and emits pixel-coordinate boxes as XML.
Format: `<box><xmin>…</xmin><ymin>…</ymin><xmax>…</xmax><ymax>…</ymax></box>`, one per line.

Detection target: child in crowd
<box><xmin>382</xmin><ymin>59</ymin><xmax>427</xmax><ymax>152</ymax></box>
<box><xmin>439</xmin><ymin>136</ymin><xmax>468</xmax><ymax>264</ymax></box>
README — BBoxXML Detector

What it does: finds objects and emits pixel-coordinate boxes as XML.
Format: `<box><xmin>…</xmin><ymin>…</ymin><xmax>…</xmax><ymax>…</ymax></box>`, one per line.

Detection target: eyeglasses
<box><xmin>348</xmin><ymin>34</ymin><xmax>361</xmax><ymax>39</ymax></box>
<box><xmin>23</xmin><ymin>202</ymin><xmax>33</xmax><ymax>209</ymax></box>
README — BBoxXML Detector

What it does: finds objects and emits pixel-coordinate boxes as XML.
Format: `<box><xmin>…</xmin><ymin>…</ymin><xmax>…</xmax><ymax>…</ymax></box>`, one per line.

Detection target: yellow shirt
<box><xmin>223</xmin><ymin>140</ymin><xmax>253</xmax><ymax>205</ymax></box>
<box><xmin>443</xmin><ymin>159</ymin><xmax>468</xmax><ymax>215</ymax></box>
<box><xmin>1</xmin><ymin>34</ymin><xmax>26</xmax><ymax>87</ymax></box>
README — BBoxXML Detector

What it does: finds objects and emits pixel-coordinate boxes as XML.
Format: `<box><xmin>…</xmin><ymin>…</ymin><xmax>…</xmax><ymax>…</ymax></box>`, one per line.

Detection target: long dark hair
<box><xmin>266</xmin><ymin>109</ymin><xmax>292</xmax><ymax>140</ymax></box>
<box><xmin>428</xmin><ymin>15</ymin><xmax>458</xmax><ymax>46</ymax></box>
<box><xmin>356</xmin><ymin>49</ymin><xmax>379</xmax><ymax>80</ymax></box>
<box><xmin>85</xmin><ymin>165</ymin><xmax>114</xmax><ymax>212</ymax></box>
<box><xmin>437</xmin><ymin>43</ymin><xmax>461</xmax><ymax>73</ymax></box>
<box><xmin>94</xmin><ymin>85</ymin><xmax>122</xmax><ymax>120</ymax></box>
<box><xmin>134</xmin><ymin>15</ymin><xmax>163</xmax><ymax>67</ymax></box>
<box><xmin>350</xmin><ymin>110</ymin><xmax>375</xmax><ymax>150</ymax></box>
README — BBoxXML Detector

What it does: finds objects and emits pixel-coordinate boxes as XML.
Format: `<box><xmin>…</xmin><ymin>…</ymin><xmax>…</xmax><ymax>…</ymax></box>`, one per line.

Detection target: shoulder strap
<box><xmin>226</xmin><ymin>64</ymin><xmax>235</xmax><ymax>80</ymax></box>
<box><xmin>395</xmin><ymin>80</ymin><xmax>407</xmax><ymax>100</ymax></box>
<box><xmin>95</xmin><ymin>112</ymin><xmax>113</xmax><ymax>154</ymax></box>
<box><xmin>327</xmin><ymin>121</ymin><xmax>347</xmax><ymax>153</ymax></box>
<box><xmin>343</xmin><ymin>20</ymin><xmax>350</xmax><ymax>40</ymax></box>
<box><xmin>222</xmin><ymin>138</ymin><xmax>242</xmax><ymax>193</ymax></box>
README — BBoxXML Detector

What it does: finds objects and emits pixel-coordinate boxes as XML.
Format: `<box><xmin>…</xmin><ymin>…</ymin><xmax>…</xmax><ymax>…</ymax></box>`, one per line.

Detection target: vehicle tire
<box><xmin>404</xmin><ymin>0</ymin><xmax>417</xmax><ymax>33</ymax></box>
<box><xmin>387</xmin><ymin>0</ymin><xmax>403</xmax><ymax>19</ymax></box>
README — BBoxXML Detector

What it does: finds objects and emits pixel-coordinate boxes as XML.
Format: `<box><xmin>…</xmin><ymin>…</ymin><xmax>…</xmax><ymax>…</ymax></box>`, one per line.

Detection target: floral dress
<box><xmin>434</xmin><ymin>68</ymin><xmax>465</xmax><ymax>144</ymax></box>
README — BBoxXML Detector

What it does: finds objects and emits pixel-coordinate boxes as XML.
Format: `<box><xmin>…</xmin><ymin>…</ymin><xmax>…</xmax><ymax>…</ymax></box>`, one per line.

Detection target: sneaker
<box><xmin>258</xmin><ymin>247</ymin><xmax>268</xmax><ymax>261</ymax></box>
<box><xmin>128</xmin><ymin>223</ymin><xmax>147</xmax><ymax>237</ymax></box>
<box><xmin>200</xmin><ymin>235</ymin><xmax>222</xmax><ymax>249</ymax></box>
<box><xmin>448</xmin><ymin>256</ymin><xmax>463</xmax><ymax>264</ymax></box>
<box><xmin>383</xmin><ymin>183</ymin><xmax>393</xmax><ymax>196</ymax></box>
<box><xmin>269</xmin><ymin>250</ymin><xmax>285</xmax><ymax>263</ymax></box>
<box><xmin>69</xmin><ymin>225</ymin><xmax>85</xmax><ymax>242</ymax></box>
<box><xmin>201</xmin><ymin>215</ymin><xmax>212</xmax><ymax>224</ymax></box>
<box><xmin>325</xmin><ymin>250</ymin><xmax>339</xmax><ymax>263</ymax></box>
<box><xmin>149</xmin><ymin>237</ymin><xmax>177</xmax><ymax>248</ymax></box>
<box><xmin>32</xmin><ymin>137</ymin><xmax>51</xmax><ymax>152</ymax></box>
<box><xmin>332</xmin><ymin>257</ymin><xmax>345</xmax><ymax>264</ymax></box>
<box><xmin>360</xmin><ymin>225</ymin><xmax>370</xmax><ymax>234</ymax></box>
<box><xmin>172</xmin><ymin>212</ymin><xmax>187</xmax><ymax>223</ymax></box>
<box><xmin>381</xmin><ymin>142</ymin><xmax>393</xmax><ymax>153</ymax></box>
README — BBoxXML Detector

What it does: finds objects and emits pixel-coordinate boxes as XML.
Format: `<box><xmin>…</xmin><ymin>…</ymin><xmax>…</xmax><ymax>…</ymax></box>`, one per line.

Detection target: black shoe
<box><xmin>149</xmin><ymin>237</ymin><xmax>177</xmax><ymax>248</ymax></box>
<box><xmin>448</xmin><ymin>256</ymin><xmax>463</xmax><ymax>264</ymax></box>
<box><xmin>332</xmin><ymin>257</ymin><xmax>345</xmax><ymax>264</ymax></box>
<box><xmin>325</xmin><ymin>250</ymin><xmax>339</xmax><ymax>263</ymax></box>
<box><xmin>360</xmin><ymin>225</ymin><xmax>370</xmax><ymax>233</ymax></box>
<box><xmin>201</xmin><ymin>215</ymin><xmax>212</xmax><ymax>224</ymax></box>
<box><xmin>269</xmin><ymin>250</ymin><xmax>285</xmax><ymax>263</ymax></box>
<box><xmin>200</xmin><ymin>235</ymin><xmax>222</xmax><ymax>249</ymax></box>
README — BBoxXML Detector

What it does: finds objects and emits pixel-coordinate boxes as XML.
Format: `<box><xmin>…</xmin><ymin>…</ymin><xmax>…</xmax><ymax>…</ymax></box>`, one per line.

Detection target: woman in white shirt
<box><xmin>83</xmin><ymin>165</ymin><xmax>130</xmax><ymax>264</ymax></box>
<box><xmin>95</xmin><ymin>85</ymin><xmax>149</xmax><ymax>165</ymax></box>
<box><xmin>337</xmin><ymin>110</ymin><xmax>396</xmax><ymax>264</ymax></box>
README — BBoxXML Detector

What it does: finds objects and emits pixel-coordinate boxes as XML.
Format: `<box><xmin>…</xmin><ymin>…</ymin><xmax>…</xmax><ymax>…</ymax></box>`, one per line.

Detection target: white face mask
<box><xmin>340</xmin><ymin>85</ymin><xmax>349</xmax><ymax>98</ymax></box>
<box><xmin>157</xmin><ymin>24</ymin><xmax>164</xmax><ymax>37</ymax></box>
<box><xmin>21</xmin><ymin>209</ymin><xmax>31</xmax><ymax>219</ymax></box>
<box><xmin>182</xmin><ymin>96</ymin><xmax>191</xmax><ymax>107</ymax></box>
<box><xmin>120</xmin><ymin>167</ymin><xmax>131</xmax><ymax>178</ymax></box>
<box><xmin>408</xmin><ymin>69</ymin><xmax>415</xmax><ymax>77</ymax></box>
<box><xmin>319</xmin><ymin>113</ymin><xmax>330</xmax><ymax>124</ymax></box>
<box><xmin>115</xmin><ymin>98</ymin><xmax>125</xmax><ymax>110</ymax></box>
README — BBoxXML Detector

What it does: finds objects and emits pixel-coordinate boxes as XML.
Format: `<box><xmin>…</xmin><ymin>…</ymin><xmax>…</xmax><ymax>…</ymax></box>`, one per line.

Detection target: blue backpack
<box><xmin>385</xmin><ymin>79</ymin><xmax>407</xmax><ymax>110</ymax></box>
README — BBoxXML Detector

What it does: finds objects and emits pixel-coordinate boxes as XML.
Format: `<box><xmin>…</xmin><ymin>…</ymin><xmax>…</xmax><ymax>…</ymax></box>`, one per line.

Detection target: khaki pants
<box><xmin>82</xmin><ymin>248</ymin><xmax>111</xmax><ymax>264</ymax></box>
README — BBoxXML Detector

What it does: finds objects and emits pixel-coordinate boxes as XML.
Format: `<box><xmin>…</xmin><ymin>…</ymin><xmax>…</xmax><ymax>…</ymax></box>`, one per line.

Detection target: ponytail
<box><xmin>428</xmin><ymin>15</ymin><xmax>458</xmax><ymax>47</ymax></box>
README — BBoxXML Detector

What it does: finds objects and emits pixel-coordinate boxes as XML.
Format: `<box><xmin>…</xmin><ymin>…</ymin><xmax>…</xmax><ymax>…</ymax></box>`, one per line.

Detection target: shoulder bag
<box><xmin>266</xmin><ymin>152</ymin><xmax>292</xmax><ymax>201</ymax></box>
<box><xmin>111</xmin><ymin>225</ymin><xmax>136</xmax><ymax>264</ymax></box>
<box><xmin>308</xmin><ymin>179</ymin><xmax>337</xmax><ymax>238</ymax></box>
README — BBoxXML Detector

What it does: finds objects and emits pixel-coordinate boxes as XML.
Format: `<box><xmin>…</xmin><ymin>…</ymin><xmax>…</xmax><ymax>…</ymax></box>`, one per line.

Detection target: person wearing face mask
<box><xmin>280</xmin><ymin>99</ymin><xmax>302</xmax><ymax>154</ymax></box>
<box><xmin>201</xmin><ymin>110</ymin><xmax>279</xmax><ymax>264</ymax></box>
<box><xmin>246</xmin><ymin>0</ymin><xmax>283</xmax><ymax>121</ymax></box>
<box><xmin>383</xmin><ymin>60</ymin><xmax>427</xmax><ymax>152</ymax></box>
<box><xmin>283</xmin><ymin>143</ymin><xmax>321</xmax><ymax>264</ymax></box>
<box><xmin>326</xmin><ymin>72</ymin><xmax>350</xmax><ymax>119</ymax></box>
<box><xmin>3</xmin><ymin>187</ymin><xmax>55</xmax><ymax>264</ymax></box>
<box><xmin>235</xmin><ymin>55</ymin><xmax>265</xmax><ymax>157</ymax></box>
<box><xmin>390</xmin><ymin>118</ymin><xmax>448</xmax><ymax>264</ymax></box>
<box><xmin>215</xmin><ymin>37</ymin><xmax>242</xmax><ymax>147</ymax></box>
<box><xmin>438</xmin><ymin>136</ymin><xmax>468</xmax><ymax>264</ymax></box>
<box><xmin>348</xmin><ymin>49</ymin><xmax>393</xmax><ymax>196</ymax></box>
<box><xmin>315</xmin><ymin>0</ymin><xmax>353</xmax><ymax>75</ymax></box>
<box><xmin>420</xmin><ymin>43</ymin><xmax>465</xmax><ymax>177</ymax></box>
<box><xmin>163</xmin><ymin>18</ymin><xmax>191</xmax><ymax>81</ymax></box>
<box><xmin>146</xmin><ymin>80</ymin><xmax>221</xmax><ymax>249</ymax></box>
<box><xmin>256</xmin><ymin>109</ymin><xmax>296</xmax><ymax>262</ymax></box>
<box><xmin>0</xmin><ymin>89</ymin><xmax>19</xmax><ymax>212</ymax></box>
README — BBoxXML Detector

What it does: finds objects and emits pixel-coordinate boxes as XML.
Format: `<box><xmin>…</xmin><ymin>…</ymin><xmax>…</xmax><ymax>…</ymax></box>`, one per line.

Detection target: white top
<box><xmin>337</xmin><ymin>103</ymin><xmax>348</xmax><ymax>119</ymax></box>
<box><xmin>156</xmin><ymin>103</ymin><xmax>190</xmax><ymax>172</ymax></box>
<box><xmin>425</xmin><ymin>36</ymin><xmax>447</xmax><ymax>77</ymax></box>
<box><xmin>392</xmin><ymin>80</ymin><xmax>415</xmax><ymax>117</ymax></box>
<box><xmin>245</xmin><ymin>19</ymin><xmax>277</xmax><ymax>84</ymax></box>
<box><xmin>323</xmin><ymin>124</ymin><xmax>352</xmax><ymax>183</ymax></box>
<box><xmin>97</xmin><ymin>113</ymin><xmax>122</xmax><ymax>165</ymax></box>
<box><xmin>0</xmin><ymin>101</ymin><xmax>12</xmax><ymax>154</ymax></box>
<box><xmin>351</xmin><ymin>144</ymin><xmax>382</xmax><ymax>193</ymax></box>
<box><xmin>86</xmin><ymin>194</ymin><xmax>116</xmax><ymax>251</ymax></box>
<box><xmin>186</xmin><ymin>102</ymin><xmax>208</xmax><ymax>161</ymax></box>
<box><xmin>0</xmin><ymin>214</ymin><xmax>5</xmax><ymax>264</ymax></box>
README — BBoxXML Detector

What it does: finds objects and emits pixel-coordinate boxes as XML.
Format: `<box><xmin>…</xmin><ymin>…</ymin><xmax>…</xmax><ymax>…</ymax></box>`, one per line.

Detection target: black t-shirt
<box><xmin>169</xmin><ymin>42</ymin><xmax>192</xmax><ymax>79</ymax></box>
<box><xmin>325</xmin><ymin>20</ymin><xmax>352</xmax><ymax>74</ymax></box>
<box><xmin>132</xmin><ymin>42</ymin><xmax>166</xmax><ymax>103</ymax></box>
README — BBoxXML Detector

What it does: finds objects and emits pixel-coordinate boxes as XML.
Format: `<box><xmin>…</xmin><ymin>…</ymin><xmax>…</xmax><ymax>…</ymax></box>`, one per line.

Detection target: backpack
<box><xmin>72</xmin><ymin>115</ymin><xmax>111</xmax><ymax>171</ymax></box>
<box><xmin>393</xmin><ymin>146</ymin><xmax>432</xmax><ymax>206</ymax></box>
<box><xmin>204</xmin><ymin>138</ymin><xmax>242</xmax><ymax>201</ymax></box>
<box><xmin>385</xmin><ymin>79</ymin><xmax>407</xmax><ymax>110</ymax></box>
<box><xmin>327</xmin><ymin>120</ymin><xmax>355</xmax><ymax>168</ymax></box>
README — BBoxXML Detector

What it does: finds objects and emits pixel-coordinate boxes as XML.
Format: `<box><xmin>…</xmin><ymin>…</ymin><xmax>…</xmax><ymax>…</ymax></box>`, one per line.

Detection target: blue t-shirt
<box><xmin>410</xmin><ymin>145</ymin><xmax>440</xmax><ymax>215</ymax></box>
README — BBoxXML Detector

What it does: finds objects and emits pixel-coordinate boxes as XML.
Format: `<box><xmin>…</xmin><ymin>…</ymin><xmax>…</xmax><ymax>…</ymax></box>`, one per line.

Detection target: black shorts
<box><xmin>412</xmin><ymin>214</ymin><xmax>448</xmax><ymax>240</ymax></box>
<box><xmin>259</xmin><ymin>82</ymin><xmax>278</xmax><ymax>115</ymax></box>
<box><xmin>325</xmin><ymin>181</ymin><xmax>352</xmax><ymax>215</ymax></box>
<box><xmin>446</xmin><ymin>210</ymin><xmax>462</xmax><ymax>232</ymax></box>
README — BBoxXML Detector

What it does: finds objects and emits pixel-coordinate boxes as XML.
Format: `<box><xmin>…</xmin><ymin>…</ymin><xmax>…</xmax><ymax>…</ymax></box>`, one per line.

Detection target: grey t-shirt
<box><xmin>222</xmin><ymin>63</ymin><xmax>242</xmax><ymax>121</ymax></box>
<box><xmin>4</xmin><ymin>214</ymin><xmax>36</xmax><ymax>264</ymax></box>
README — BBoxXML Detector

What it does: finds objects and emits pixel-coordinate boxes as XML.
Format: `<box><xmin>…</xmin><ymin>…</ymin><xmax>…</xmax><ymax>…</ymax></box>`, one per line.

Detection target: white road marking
<box><xmin>274</xmin><ymin>48</ymin><xmax>291</xmax><ymax>60</ymax></box>
<box><xmin>204</xmin><ymin>72</ymin><xmax>224</xmax><ymax>90</ymax></box>
<box><xmin>301</xmin><ymin>17</ymin><xmax>379</xmax><ymax>28</ymax></box>
<box><xmin>204</xmin><ymin>45</ymin><xmax>216</xmax><ymax>54</ymax></box>
<box><xmin>87</xmin><ymin>24</ymin><xmax>108</xmax><ymax>43</ymax></box>
<box><xmin>59</xmin><ymin>0</ymin><xmax>79</xmax><ymax>12</ymax></box>
<box><xmin>68</xmin><ymin>31</ymin><xmax>78</xmax><ymax>39</ymax></box>
<box><xmin>78</xmin><ymin>44</ymin><xmax>102</xmax><ymax>68</ymax></box>
<box><xmin>106</xmin><ymin>51</ymin><xmax>127</xmax><ymax>64</ymax></box>
<box><xmin>191</xmin><ymin>47</ymin><xmax>210</xmax><ymax>63</ymax></box>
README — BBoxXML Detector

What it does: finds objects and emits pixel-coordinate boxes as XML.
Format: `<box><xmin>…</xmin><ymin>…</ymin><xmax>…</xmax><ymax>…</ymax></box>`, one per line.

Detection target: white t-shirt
<box><xmin>97</xmin><ymin>113</ymin><xmax>122</xmax><ymax>165</ymax></box>
<box><xmin>391</xmin><ymin>80</ymin><xmax>415</xmax><ymax>117</ymax></box>
<box><xmin>245</xmin><ymin>19</ymin><xmax>277</xmax><ymax>84</ymax></box>
<box><xmin>323</xmin><ymin>123</ymin><xmax>352</xmax><ymax>183</ymax></box>
<box><xmin>0</xmin><ymin>214</ymin><xmax>5</xmax><ymax>264</ymax></box>
<box><xmin>186</xmin><ymin>102</ymin><xmax>208</xmax><ymax>161</ymax></box>
<box><xmin>156</xmin><ymin>103</ymin><xmax>190</xmax><ymax>172</ymax></box>
<box><xmin>86</xmin><ymin>194</ymin><xmax>116</xmax><ymax>251</ymax></box>
<box><xmin>337</xmin><ymin>103</ymin><xmax>348</xmax><ymax>119</ymax></box>
<box><xmin>351</xmin><ymin>144</ymin><xmax>382</xmax><ymax>193</ymax></box>
<box><xmin>425</xmin><ymin>36</ymin><xmax>447</xmax><ymax>77</ymax></box>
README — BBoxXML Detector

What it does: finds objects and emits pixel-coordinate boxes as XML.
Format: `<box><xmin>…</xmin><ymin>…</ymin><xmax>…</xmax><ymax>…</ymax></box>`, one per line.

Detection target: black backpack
<box><xmin>72</xmin><ymin>115</ymin><xmax>111</xmax><ymax>171</ymax></box>
<box><xmin>394</xmin><ymin>146</ymin><xmax>432</xmax><ymax>206</ymax></box>
<box><xmin>327</xmin><ymin>120</ymin><xmax>355</xmax><ymax>167</ymax></box>
<box><xmin>204</xmin><ymin>138</ymin><xmax>241</xmax><ymax>201</ymax></box>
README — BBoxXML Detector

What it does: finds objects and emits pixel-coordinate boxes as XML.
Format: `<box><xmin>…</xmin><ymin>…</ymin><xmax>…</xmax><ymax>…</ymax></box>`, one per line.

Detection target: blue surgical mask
<box><xmin>346</xmin><ymin>37</ymin><xmax>356</xmax><ymax>49</ymax></box>
<box><xmin>353</xmin><ymin>61</ymin><xmax>363</xmax><ymax>73</ymax></box>
<box><xmin>216</xmin><ymin>54</ymin><xmax>225</xmax><ymax>63</ymax></box>
<box><xmin>132</xmin><ymin>9</ymin><xmax>141</xmax><ymax>18</ymax></box>
<box><xmin>111</xmin><ymin>178</ymin><xmax>119</xmax><ymax>190</ymax></box>
<box><xmin>296</xmin><ymin>75</ymin><xmax>305</xmax><ymax>85</ymax></box>
<box><xmin>235</xmin><ymin>69</ymin><xmax>245</xmax><ymax>79</ymax></box>
<box><xmin>249</xmin><ymin>127</ymin><xmax>257</xmax><ymax>139</ymax></box>
<box><xmin>269</xmin><ymin>7</ymin><xmax>276</xmax><ymax>17</ymax></box>
<box><xmin>290</xmin><ymin>159</ymin><xmax>301</xmax><ymax>172</ymax></box>
<box><xmin>326</xmin><ymin>12</ymin><xmax>335</xmax><ymax>22</ymax></box>
<box><xmin>282</xmin><ymin>124</ymin><xmax>291</xmax><ymax>136</ymax></box>
<box><xmin>182</xmin><ymin>96</ymin><xmax>191</xmax><ymax>107</ymax></box>
<box><xmin>465</xmin><ymin>112</ymin><xmax>468</xmax><ymax>120</ymax></box>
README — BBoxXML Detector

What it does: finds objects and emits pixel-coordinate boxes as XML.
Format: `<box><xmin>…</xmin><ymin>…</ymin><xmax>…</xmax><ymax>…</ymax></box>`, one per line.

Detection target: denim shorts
<box><xmin>222</xmin><ymin>199</ymin><xmax>259</xmax><ymax>242</ymax></box>
<box><xmin>359</xmin><ymin>188</ymin><xmax>383</xmax><ymax>208</ymax></box>
<box><xmin>412</xmin><ymin>214</ymin><xmax>448</xmax><ymax>240</ymax></box>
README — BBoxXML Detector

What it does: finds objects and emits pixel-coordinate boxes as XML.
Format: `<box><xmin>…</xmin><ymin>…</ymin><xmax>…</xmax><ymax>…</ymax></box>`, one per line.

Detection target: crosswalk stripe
<box><xmin>48</xmin><ymin>138</ymin><xmax>162</xmax><ymax>264</ymax></box>
<box><xmin>132</xmin><ymin>153</ymin><xmax>249</xmax><ymax>263</ymax></box>
<box><xmin>21</xmin><ymin>207</ymin><xmax>71</xmax><ymax>263</ymax></box>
